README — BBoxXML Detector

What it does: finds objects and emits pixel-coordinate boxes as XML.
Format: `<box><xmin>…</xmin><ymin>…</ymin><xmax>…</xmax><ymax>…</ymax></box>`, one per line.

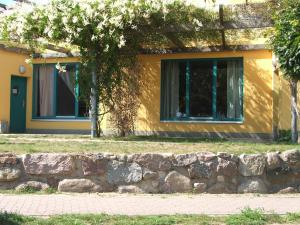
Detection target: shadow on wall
<box><xmin>136</xmin><ymin>53</ymin><xmax>273</xmax><ymax>138</ymax></box>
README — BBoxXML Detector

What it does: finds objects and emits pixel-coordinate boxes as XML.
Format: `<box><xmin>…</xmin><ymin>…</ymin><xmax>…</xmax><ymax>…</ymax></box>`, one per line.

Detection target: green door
<box><xmin>10</xmin><ymin>76</ymin><xmax>27</xmax><ymax>133</ymax></box>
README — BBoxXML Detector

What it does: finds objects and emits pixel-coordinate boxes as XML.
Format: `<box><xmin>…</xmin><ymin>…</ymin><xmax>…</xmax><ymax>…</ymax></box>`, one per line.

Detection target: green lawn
<box><xmin>0</xmin><ymin>134</ymin><xmax>298</xmax><ymax>154</ymax></box>
<box><xmin>0</xmin><ymin>209</ymin><xmax>300</xmax><ymax>225</ymax></box>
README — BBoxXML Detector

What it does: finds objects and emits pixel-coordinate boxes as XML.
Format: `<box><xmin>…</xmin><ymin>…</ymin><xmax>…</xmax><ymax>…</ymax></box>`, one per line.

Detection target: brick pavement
<box><xmin>0</xmin><ymin>193</ymin><xmax>299</xmax><ymax>216</ymax></box>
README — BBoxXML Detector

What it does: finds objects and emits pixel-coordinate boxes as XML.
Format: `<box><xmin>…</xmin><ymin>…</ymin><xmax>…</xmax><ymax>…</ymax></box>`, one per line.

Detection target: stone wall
<box><xmin>0</xmin><ymin>150</ymin><xmax>299</xmax><ymax>194</ymax></box>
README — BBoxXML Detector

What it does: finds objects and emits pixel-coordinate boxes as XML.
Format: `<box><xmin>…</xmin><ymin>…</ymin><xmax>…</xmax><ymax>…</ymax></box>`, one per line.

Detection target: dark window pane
<box><xmin>56</xmin><ymin>65</ymin><xmax>76</xmax><ymax>116</ymax></box>
<box><xmin>190</xmin><ymin>61</ymin><xmax>213</xmax><ymax>117</ymax></box>
<box><xmin>217</xmin><ymin>61</ymin><xmax>227</xmax><ymax>119</ymax></box>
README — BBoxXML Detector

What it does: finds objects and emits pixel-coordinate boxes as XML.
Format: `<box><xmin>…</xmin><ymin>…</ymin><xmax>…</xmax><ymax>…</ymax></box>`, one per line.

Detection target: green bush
<box><xmin>278</xmin><ymin>130</ymin><xmax>292</xmax><ymax>142</ymax></box>
<box><xmin>226</xmin><ymin>208</ymin><xmax>267</xmax><ymax>225</ymax></box>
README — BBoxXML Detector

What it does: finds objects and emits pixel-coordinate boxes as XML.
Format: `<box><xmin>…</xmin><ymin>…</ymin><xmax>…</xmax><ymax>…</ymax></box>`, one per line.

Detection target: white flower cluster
<box><xmin>0</xmin><ymin>0</ymin><xmax>211</xmax><ymax>51</ymax></box>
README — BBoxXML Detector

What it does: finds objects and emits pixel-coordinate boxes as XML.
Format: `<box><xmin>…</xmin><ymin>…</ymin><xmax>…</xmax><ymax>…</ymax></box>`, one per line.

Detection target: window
<box><xmin>33</xmin><ymin>63</ymin><xmax>89</xmax><ymax>119</ymax></box>
<box><xmin>161</xmin><ymin>58</ymin><xmax>243</xmax><ymax>121</ymax></box>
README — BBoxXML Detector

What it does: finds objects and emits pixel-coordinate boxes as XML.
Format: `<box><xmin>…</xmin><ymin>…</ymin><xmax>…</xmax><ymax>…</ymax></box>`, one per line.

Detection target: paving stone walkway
<box><xmin>0</xmin><ymin>194</ymin><xmax>299</xmax><ymax>216</ymax></box>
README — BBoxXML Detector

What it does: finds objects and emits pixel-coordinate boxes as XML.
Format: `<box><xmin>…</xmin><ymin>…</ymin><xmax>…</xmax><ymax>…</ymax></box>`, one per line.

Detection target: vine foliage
<box><xmin>0</xmin><ymin>0</ymin><xmax>220</xmax><ymax>136</ymax></box>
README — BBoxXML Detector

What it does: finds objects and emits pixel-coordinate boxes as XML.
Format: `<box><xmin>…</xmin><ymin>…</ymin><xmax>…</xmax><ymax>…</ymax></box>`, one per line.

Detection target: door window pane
<box><xmin>56</xmin><ymin>65</ymin><xmax>76</xmax><ymax>116</ymax></box>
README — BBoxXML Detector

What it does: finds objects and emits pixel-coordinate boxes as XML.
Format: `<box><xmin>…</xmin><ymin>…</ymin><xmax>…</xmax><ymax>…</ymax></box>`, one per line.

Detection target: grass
<box><xmin>0</xmin><ymin>209</ymin><xmax>299</xmax><ymax>225</ymax></box>
<box><xmin>0</xmin><ymin>134</ymin><xmax>298</xmax><ymax>155</ymax></box>
<box><xmin>0</xmin><ymin>134</ymin><xmax>298</xmax><ymax>154</ymax></box>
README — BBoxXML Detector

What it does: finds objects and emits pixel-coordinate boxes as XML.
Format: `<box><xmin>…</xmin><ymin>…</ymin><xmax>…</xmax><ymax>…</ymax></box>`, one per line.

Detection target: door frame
<box><xmin>10</xmin><ymin>75</ymin><xmax>27</xmax><ymax>133</ymax></box>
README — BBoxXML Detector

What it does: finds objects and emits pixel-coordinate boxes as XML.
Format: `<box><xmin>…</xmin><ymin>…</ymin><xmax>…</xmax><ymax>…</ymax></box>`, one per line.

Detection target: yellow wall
<box><xmin>277</xmin><ymin>75</ymin><xmax>300</xmax><ymax>131</ymax></box>
<box><xmin>1</xmin><ymin>49</ymin><xmax>274</xmax><ymax>135</ymax></box>
<box><xmin>0</xmin><ymin>52</ymin><xmax>91</xmax><ymax>132</ymax></box>
<box><xmin>0</xmin><ymin>50</ymin><xmax>31</xmax><ymax>126</ymax></box>
<box><xmin>27</xmin><ymin>57</ymin><xmax>91</xmax><ymax>132</ymax></box>
<box><xmin>136</xmin><ymin>50</ymin><xmax>274</xmax><ymax>135</ymax></box>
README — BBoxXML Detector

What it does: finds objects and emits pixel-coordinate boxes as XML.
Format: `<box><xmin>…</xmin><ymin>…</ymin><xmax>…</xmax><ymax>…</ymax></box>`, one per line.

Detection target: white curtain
<box><xmin>39</xmin><ymin>66</ymin><xmax>55</xmax><ymax>116</ymax></box>
<box><xmin>161</xmin><ymin>61</ymin><xmax>180</xmax><ymax>119</ymax></box>
<box><xmin>59</xmin><ymin>69</ymin><xmax>75</xmax><ymax>96</ymax></box>
<box><xmin>227</xmin><ymin>60</ymin><xmax>242</xmax><ymax>119</ymax></box>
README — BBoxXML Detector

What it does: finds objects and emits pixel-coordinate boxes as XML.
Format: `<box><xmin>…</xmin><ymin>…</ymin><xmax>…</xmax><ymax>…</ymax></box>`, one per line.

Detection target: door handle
<box><xmin>22</xmin><ymin>100</ymin><xmax>25</xmax><ymax>108</ymax></box>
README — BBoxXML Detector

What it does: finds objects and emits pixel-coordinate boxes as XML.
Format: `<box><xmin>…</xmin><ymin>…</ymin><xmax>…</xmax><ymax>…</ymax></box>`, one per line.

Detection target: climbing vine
<box><xmin>0</xmin><ymin>0</ymin><xmax>220</xmax><ymax>136</ymax></box>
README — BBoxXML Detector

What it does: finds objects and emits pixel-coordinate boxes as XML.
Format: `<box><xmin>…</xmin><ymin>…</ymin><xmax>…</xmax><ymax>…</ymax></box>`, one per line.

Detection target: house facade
<box><xmin>0</xmin><ymin>0</ymin><xmax>296</xmax><ymax>139</ymax></box>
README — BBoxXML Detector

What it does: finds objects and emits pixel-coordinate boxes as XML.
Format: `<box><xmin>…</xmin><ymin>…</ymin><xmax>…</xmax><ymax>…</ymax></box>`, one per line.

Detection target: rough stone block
<box><xmin>15</xmin><ymin>181</ymin><xmax>49</xmax><ymax>191</ymax></box>
<box><xmin>138</xmin><ymin>180</ymin><xmax>160</xmax><ymax>193</ymax></box>
<box><xmin>280</xmin><ymin>150</ymin><xmax>300</xmax><ymax>169</ymax></box>
<box><xmin>131</xmin><ymin>153</ymin><xmax>172</xmax><ymax>171</ymax></box>
<box><xmin>197</xmin><ymin>152</ymin><xmax>217</xmax><ymax>162</ymax></box>
<box><xmin>207</xmin><ymin>182</ymin><xmax>235</xmax><ymax>194</ymax></box>
<box><xmin>0</xmin><ymin>154</ymin><xmax>18</xmax><ymax>166</ymax></box>
<box><xmin>0</xmin><ymin>167</ymin><xmax>21</xmax><ymax>181</ymax></box>
<box><xmin>58</xmin><ymin>179</ymin><xmax>102</xmax><ymax>193</ymax></box>
<box><xmin>80</xmin><ymin>154</ymin><xmax>108</xmax><ymax>176</ymax></box>
<box><xmin>239</xmin><ymin>154</ymin><xmax>266</xmax><ymax>176</ymax></box>
<box><xmin>277</xmin><ymin>187</ymin><xmax>298</xmax><ymax>194</ymax></box>
<box><xmin>107</xmin><ymin>161</ymin><xmax>142</xmax><ymax>185</ymax></box>
<box><xmin>173</xmin><ymin>154</ymin><xmax>198</xmax><ymax>167</ymax></box>
<box><xmin>217</xmin><ymin>158</ymin><xmax>238</xmax><ymax>177</ymax></box>
<box><xmin>143</xmin><ymin>168</ymin><xmax>158</xmax><ymax>180</ymax></box>
<box><xmin>238</xmin><ymin>178</ymin><xmax>268</xmax><ymax>193</ymax></box>
<box><xmin>118</xmin><ymin>185</ymin><xmax>143</xmax><ymax>193</ymax></box>
<box><xmin>164</xmin><ymin>171</ymin><xmax>192</xmax><ymax>193</ymax></box>
<box><xmin>23</xmin><ymin>154</ymin><xmax>74</xmax><ymax>175</ymax></box>
<box><xmin>266</xmin><ymin>152</ymin><xmax>282</xmax><ymax>170</ymax></box>
<box><xmin>189</xmin><ymin>161</ymin><xmax>216</xmax><ymax>179</ymax></box>
<box><xmin>193</xmin><ymin>182</ymin><xmax>207</xmax><ymax>193</ymax></box>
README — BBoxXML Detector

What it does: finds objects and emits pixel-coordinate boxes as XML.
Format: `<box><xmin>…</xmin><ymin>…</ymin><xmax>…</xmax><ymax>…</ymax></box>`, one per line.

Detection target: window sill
<box><xmin>160</xmin><ymin>120</ymin><xmax>244</xmax><ymax>124</ymax></box>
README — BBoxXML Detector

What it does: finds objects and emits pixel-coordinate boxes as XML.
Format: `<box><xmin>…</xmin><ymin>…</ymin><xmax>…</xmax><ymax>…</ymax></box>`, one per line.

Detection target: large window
<box><xmin>33</xmin><ymin>64</ymin><xmax>89</xmax><ymax>119</ymax></box>
<box><xmin>161</xmin><ymin>58</ymin><xmax>243</xmax><ymax>121</ymax></box>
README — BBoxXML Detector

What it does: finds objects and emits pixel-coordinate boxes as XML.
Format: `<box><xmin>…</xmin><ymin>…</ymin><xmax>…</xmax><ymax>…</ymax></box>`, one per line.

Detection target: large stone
<box><xmin>193</xmin><ymin>182</ymin><xmax>207</xmax><ymax>193</ymax></box>
<box><xmin>138</xmin><ymin>180</ymin><xmax>160</xmax><ymax>193</ymax></box>
<box><xmin>23</xmin><ymin>154</ymin><xmax>74</xmax><ymax>175</ymax></box>
<box><xmin>189</xmin><ymin>161</ymin><xmax>216</xmax><ymax>179</ymax></box>
<box><xmin>107</xmin><ymin>161</ymin><xmax>142</xmax><ymax>185</ymax></box>
<box><xmin>80</xmin><ymin>154</ymin><xmax>108</xmax><ymax>176</ymax></box>
<box><xmin>173</xmin><ymin>154</ymin><xmax>198</xmax><ymax>167</ymax></box>
<box><xmin>238</xmin><ymin>178</ymin><xmax>268</xmax><ymax>193</ymax></box>
<box><xmin>164</xmin><ymin>171</ymin><xmax>192</xmax><ymax>193</ymax></box>
<box><xmin>280</xmin><ymin>150</ymin><xmax>300</xmax><ymax>169</ymax></box>
<box><xmin>207</xmin><ymin>183</ymin><xmax>235</xmax><ymax>194</ymax></box>
<box><xmin>131</xmin><ymin>154</ymin><xmax>172</xmax><ymax>171</ymax></box>
<box><xmin>217</xmin><ymin>158</ymin><xmax>238</xmax><ymax>176</ymax></box>
<box><xmin>277</xmin><ymin>187</ymin><xmax>298</xmax><ymax>194</ymax></box>
<box><xmin>0</xmin><ymin>167</ymin><xmax>21</xmax><ymax>181</ymax></box>
<box><xmin>266</xmin><ymin>152</ymin><xmax>282</xmax><ymax>170</ymax></box>
<box><xmin>239</xmin><ymin>154</ymin><xmax>266</xmax><ymax>176</ymax></box>
<box><xmin>197</xmin><ymin>152</ymin><xmax>217</xmax><ymax>162</ymax></box>
<box><xmin>15</xmin><ymin>181</ymin><xmax>49</xmax><ymax>192</ymax></box>
<box><xmin>58</xmin><ymin>179</ymin><xmax>102</xmax><ymax>193</ymax></box>
<box><xmin>0</xmin><ymin>154</ymin><xmax>18</xmax><ymax>165</ymax></box>
<box><xmin>143</xmin><ymin>168</ymin><xmax>158</xmax><ymax>180</ymax></box>
<box><xmin>118</xmin><ymin>185</ymin><xmax>144</xmax><ymax>194</ymax></box>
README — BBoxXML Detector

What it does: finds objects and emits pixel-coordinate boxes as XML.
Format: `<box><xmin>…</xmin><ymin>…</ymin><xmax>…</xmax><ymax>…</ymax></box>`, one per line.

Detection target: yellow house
<box><xmin>0</xmin><ymin>0</ymin><xmax>295</xmax><ymax>140</ymax></box>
